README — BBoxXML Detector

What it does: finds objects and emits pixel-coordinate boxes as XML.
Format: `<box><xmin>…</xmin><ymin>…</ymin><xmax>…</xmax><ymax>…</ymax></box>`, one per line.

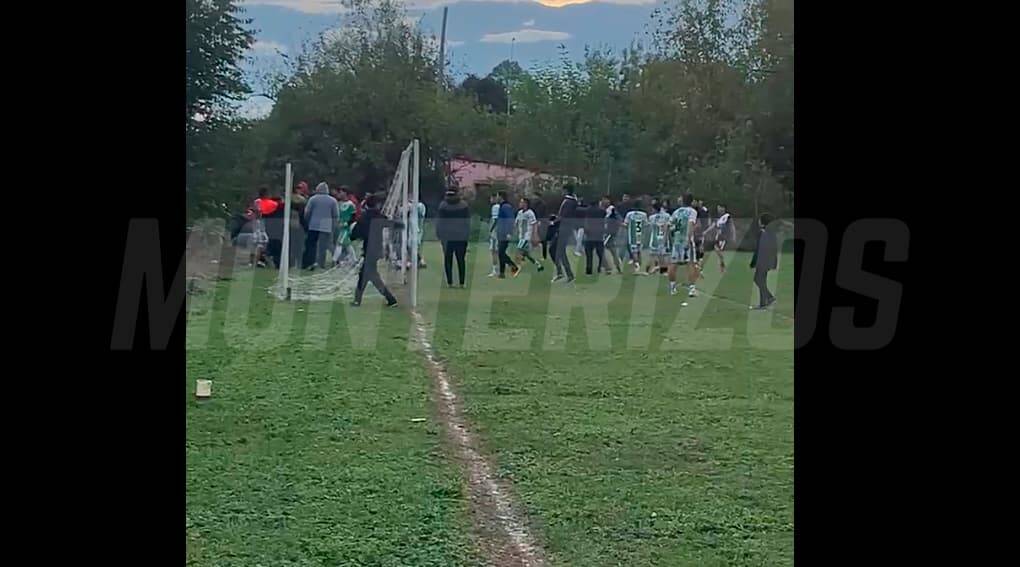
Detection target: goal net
<box><xmin>271</xmin><ymin>140</ymin><xmax>420</xmax><ymax>307</ymax></box>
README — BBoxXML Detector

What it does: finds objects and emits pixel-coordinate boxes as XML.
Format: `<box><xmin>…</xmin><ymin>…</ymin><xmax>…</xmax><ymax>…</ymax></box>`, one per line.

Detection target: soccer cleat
<box><xmin>551</xmin><ymin>274</ymin><xmax>564</xmax><ymax>282</ymax></box>
<box><xmin>537</xmin><ymin>264</ymin><xmax>545</xmax><ymax>272</ymax></box>
<box><xmin>349</xmin><ymin>300</ymin><xmax>361</xmax><ymax>307</ymax></box>
<box><xmin>487</xmin><ymin>272</ymin><xmax>497</xmax><ymax>278</ymax></box>
<box><xmin>386</xmin><ymin>300</ymin><xmax>399</xmax><ymax>308</ymax></box>
<box><xmin>688</xmin><ymin>286</ymin><xmax>697</xmax><ymax>298</ymax></box>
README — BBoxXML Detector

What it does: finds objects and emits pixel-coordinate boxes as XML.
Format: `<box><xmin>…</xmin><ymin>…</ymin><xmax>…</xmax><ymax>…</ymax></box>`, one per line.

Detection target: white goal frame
<box><xmin>276</xmin><ymin>139</ymin><xmax>419</xmax><ymax>308</ymax></box>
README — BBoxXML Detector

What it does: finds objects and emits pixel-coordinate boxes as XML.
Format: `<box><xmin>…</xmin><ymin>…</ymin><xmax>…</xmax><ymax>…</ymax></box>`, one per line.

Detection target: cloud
<box><xmin>522</xmin><ymin>19</ymin><xmax>536</xmax><ymax>27</ymax></box>
<box><xmin>251</xmin><ymin>40</ymin><xmax>288</xmax><ymax>54</ymax></box>
<box><xmin>243</xmin><ymin>0</ymin><xmax>345</xmax><ymax>13</ymax></box>
<box><xmin>480</xmin><ymin>29</ymin><xmax>571</xmax><ymax>44</ymax></box>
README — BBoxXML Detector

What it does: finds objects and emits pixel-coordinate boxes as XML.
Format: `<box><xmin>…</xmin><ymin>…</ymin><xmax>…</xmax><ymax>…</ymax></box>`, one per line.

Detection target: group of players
<box><xmin>486</xmin><ymin>187</ymin><xmax>736</xmax><ymax>299</ymax></box>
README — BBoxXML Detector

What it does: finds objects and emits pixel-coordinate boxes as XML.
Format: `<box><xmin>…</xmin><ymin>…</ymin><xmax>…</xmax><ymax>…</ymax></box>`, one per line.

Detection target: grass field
<box><xmin>186</xmin><ymin>237</ymin><xmax>793</xmax><ymax>566</ymax></box>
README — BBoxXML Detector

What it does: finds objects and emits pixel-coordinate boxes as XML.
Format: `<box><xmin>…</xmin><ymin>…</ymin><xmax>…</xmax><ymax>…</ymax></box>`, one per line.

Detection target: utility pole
<box><xmin>504</xmin><ymin>37</ymin><xmax>515</xmax><ymax>168</ymax></box>
<box><xmin>437</xmin><ymin>6</ymin><xmax>448</xmax><ymax>94</ymax></box>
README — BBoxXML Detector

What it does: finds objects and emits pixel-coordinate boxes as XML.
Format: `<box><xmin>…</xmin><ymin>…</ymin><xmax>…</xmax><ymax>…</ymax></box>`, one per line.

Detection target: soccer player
<box><xmin>646</xmin><ymin>200</ymin><xmax>671</xmax><ymax>275</ymax></box>
<box><xmin>514</xmin><ymin>197</ymin><xmax>544</xmax><ymax>274</ymax></box>
<box><xmin>333</xmin><ymin>187</ymin><xmax>358</xmax><ymax>266</ymax></box>
<box><xmin>668</xmin><ymin>194</ymin><xmax>700</xmax><ymax>297</ymax></box>
<box><xmin>623</xmin><ymin>200</ymin><xmax>648</xmax><ymax>274</ymax></box>
<box><xmin>709</xmin><ymin>203</ymin><xmax>733</xmax><ymax>273</ymax></box>
<box><xmin>488</xmin><ymin>194</ymin><xmax>500</xmax><ymax>277</ymax></box>
<box><xmin>692</xmin><ymin>197</ymin><xmax>711</xmax><ymax>277</ymax></box>
<box><xmin>413</xmin><ymin>198</ymin><xmax>427</xmax><ymax>269</ymax></box>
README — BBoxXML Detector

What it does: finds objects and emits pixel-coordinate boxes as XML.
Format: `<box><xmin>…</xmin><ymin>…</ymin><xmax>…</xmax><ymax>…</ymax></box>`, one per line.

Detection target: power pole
<box><xmin>504</xmin><ymin>37</ymin><xmax>515</xmax><ymax>168</ymax></box>
<box><xmin>437</xmin><ymin>6</ymin><xmax>448</xmax><ymax>94</ymax></box>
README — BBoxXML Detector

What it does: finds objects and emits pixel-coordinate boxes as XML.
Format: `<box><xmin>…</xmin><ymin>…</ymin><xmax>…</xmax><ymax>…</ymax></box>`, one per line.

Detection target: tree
<box><xmin>186</xmin><ymin>0</ymin><xmax>254</xmax><ymax>130</ymax></box>
<box><xmin>459</xmin><ymin>75</ymin><xmax>508</xmax><ymax>114</ymax></box>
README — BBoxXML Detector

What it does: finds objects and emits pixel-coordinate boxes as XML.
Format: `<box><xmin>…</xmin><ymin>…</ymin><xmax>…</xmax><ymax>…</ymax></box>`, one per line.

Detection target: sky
<box><xmin>239</xmin><ymin>0</ymin><xmax>665</xmax><ymax>117</ymax></box>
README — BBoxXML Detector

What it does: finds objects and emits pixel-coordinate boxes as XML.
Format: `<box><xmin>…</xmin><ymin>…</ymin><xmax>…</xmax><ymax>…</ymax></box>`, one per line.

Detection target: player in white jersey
<box><xmin>707</xmin><ymin>203</ymin><xmax>733</xmax><ymax>273</ymax></box>
<box><xmin>488</xmin><ymin>194</ymin><xmax>500</xmax><ymax>277</ymax></box>
<box><xmin>623</xmin><ymin>200</ymin><xmax>649</xmax><ymax>274</ymax></box>
<box><xmin>413</xmin><ymin>200</ymin><xmax>427</xmax><ymax>269</ymax></box>
<box><xmin>645</xmin><ymin>200</ymin><xmax>672</xmax><ymax>275</ymax></box>
<box><xmin>669</xmin><ymin>194</ymin><xmax>700</xmax><ymax>298</ymax></box>
<box><xmin>514</xmin><ymin>197</ymin><xmax>544</xmax><ymax>274</ymax></box>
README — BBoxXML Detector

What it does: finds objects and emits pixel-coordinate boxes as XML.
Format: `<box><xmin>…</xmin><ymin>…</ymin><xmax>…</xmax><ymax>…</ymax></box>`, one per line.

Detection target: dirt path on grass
<box><xmin>410</xmin><ymin>311</ymin><xmax>547</xmax><ymax>567</ymax></box>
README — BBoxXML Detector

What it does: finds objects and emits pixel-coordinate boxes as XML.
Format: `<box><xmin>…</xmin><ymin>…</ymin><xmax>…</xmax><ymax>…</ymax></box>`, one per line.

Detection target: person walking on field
<box><xmin>551</xmin><ymin>184</ymin><xmax>579</xmax><ymax>283</ymax></box>
<box><xmin>584</xmin><ymin>197</ymin><xmax>608</xmax><ymax>275</ymax></box>
<box><xmin>749</xmin><ymin>213</ymin><xmax>779</xmax><ymax>310</ymax></box>
<box><xmin>350</xmin><ymin>195</ymin><xmax>399</xmax><ymax>307</ymax></box>
<box><xmin>436</xmin><ymin>189</ymin><xmax>471</xmax><ymax>288</ymax></box>
<box><xmin>302</xmin><ymin>182</ymin><xmax>339</xmax><ymax>270</ymax></box>
<box><xmin>495</xmin><ymin>191</ymin><xmax>519</xmax><ymax>278</ymax></box>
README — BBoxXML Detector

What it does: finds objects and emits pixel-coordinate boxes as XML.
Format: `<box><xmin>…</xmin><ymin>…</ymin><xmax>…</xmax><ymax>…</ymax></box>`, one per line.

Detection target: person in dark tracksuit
<box><xmin>749</xmin><ymin>213</ymin><xmax>779</xmax><ymax>310</ymax></box>
<box><xmin>545</xmin><ymin>214</ymin><xmax>560</xmax><ymax>264</ymax></box>
<box><xmin>350</xmin><ymin>195</ymin><xmax>399</xmax><ymax>307</ymax></box>
<box><xmin>583</xmin><ymin>200</ymin><xmax>608</xmax><ymax>275</ymax></box>
<box><xmin>495</xmin><ymin>191</ymin><xmax>519</xmax><ymax>278</ymax></box>
<box><xmin>436</xmin><ymin>190</ymin><xmax>471</xmax><ymax>288</ymax></box>
<box><xmin>551</xmin><ymin>185</ymin><xmax>579</xmax><ymax>282</ymax></box>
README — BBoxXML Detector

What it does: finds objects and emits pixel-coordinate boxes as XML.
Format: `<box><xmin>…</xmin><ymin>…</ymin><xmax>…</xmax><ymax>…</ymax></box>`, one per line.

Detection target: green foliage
<box><xmin>185</xmin><ymin>0</ymin><xmax>793</xmax><ymax>222</ymax></box>
<box><xmin>186</xmin><ymin>0</ymin><xmax>254</xmax><ymax>131</ymax></box>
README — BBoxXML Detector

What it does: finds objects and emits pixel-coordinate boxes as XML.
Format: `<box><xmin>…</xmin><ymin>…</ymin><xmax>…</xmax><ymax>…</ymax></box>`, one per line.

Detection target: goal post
<box><xmin>270</xmin><ymin>141</ymin><xmax>419</xmax><ymax>307</ymax></box>
<box><xmin>410</xmin><ymin>139</ymin><xmax>420</xmax><ymax>309</ymax></box>
<box><xmin>280</xmin><ymin>162</ymin><xmax>293</xmax><ymax>300</ymax></box>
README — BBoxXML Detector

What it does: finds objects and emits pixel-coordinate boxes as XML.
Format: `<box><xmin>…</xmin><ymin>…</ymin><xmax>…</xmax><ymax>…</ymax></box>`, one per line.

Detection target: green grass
<box><xmin>185</xmin><ymin>266</ymin><xmax>478</xmax><ymax>566</ymax></box>
<box><xmin>415</xmin><ymin>240</ymin><xmax>794</xmax><ymax>566</ymax></box>
<box><xmin>186</xmin><ymin>239</ymin><xmax>793</xmax><ymax>566</ymax></box>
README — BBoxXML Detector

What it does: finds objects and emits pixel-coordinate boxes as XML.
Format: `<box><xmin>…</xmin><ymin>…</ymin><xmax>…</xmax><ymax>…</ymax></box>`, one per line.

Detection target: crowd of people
<box><xmin>432</xmin><ymin>183</ymin><xmax>779</xmax><ymax>309</ymax></box>
<box><xmin>232</xmin><ymin>181</ymin><xmax>780</xmax><ymax>310</ymax></box>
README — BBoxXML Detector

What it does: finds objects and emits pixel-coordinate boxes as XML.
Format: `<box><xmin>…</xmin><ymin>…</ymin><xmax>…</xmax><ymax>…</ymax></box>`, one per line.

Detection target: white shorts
<box><xmin>489</xmin><ymin>235</ymin><xmax>498</xmax><ymax>252</ymax></box>
<box><xmin>671</xmin><ymin>240</ymin><xmax>694</xmax><ymax>264</ymax></box>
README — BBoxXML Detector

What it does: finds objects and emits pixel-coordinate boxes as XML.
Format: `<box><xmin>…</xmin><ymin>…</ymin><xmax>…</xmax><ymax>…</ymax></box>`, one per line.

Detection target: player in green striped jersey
<box><xmin>623</xmin><ymin>200</ymin><xmax>648</xmax><ymax>274</ymax></box>
<box><xmin>668</xmin><ymin>193</ymin><xmax>700</xmax><ymax>298</ymax></box>
<box><xmin>646</xmin><ymin>200</ymin><xmax>671</xmax><ymax>275</ymax></box>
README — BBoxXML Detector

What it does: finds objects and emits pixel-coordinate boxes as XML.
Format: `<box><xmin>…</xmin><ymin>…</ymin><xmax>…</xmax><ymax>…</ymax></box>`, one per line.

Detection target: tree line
<box><xmin>185</xmin><ymin>0</ymin><xmax>793</xmax><ymax>223</ymax></box>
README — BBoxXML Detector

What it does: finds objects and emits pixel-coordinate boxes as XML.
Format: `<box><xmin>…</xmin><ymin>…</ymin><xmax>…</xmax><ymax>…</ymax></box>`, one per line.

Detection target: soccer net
<box><xmin>270</xmin><ymin>140</ymin><xmax>420</xmax><ymax>307</ymax></box>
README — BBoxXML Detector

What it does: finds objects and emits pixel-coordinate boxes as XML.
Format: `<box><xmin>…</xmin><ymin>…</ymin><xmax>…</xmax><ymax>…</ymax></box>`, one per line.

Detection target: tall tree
<box><xmin>186</xmin><ymin>0</ymin><xmax>254</xmax><ymax>131</ymax></box>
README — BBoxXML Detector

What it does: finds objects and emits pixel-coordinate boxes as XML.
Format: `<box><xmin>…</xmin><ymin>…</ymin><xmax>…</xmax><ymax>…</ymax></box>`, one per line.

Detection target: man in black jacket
<box><xmin>583</xmin><ymin>199</ymin><xmax>608</xmax><ymax>275</ymax></box>
<box><xmin>435</xmin><ymin>190</ymin><xmax>471</xmax><ymax>288</ymax></box>
<box><xmin>551</xmin><ymin>184</ymin><xmax>578</xmax><ymax>282</ymax></box>
<box><xmin>750</xmin><ymin>213</ymin><xmax>779</xmax><ymax>310</ymax></box>
<box><xmin>495</xmin><ymin>191</ymin><xmax>519</xmax><ymax>278</ymax></box>
<box><xmin>350</xmin><ymin>195</ymin><xmax>399</xmax><ymax>307</ymax></box>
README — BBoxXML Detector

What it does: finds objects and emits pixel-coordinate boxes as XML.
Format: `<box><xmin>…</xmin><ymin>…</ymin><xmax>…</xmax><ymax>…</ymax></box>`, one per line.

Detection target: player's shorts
<box><xmin>336</xmin><ymin>227</ymin><xmax>351</xmax><ymax>247</ymax></box>
<box><xmin>648</xmin><ymin>241</ymin><xmax>667</xmax><ymax>256</ymax></box>
<box><xmin>671</xmin><ymin>240</ymin><xmax>694</xmax><ymax>265</ymax></box>
<box><xmin>516</xmin><ymin>238</ymin><xmax>532</xmax><ymax>252</ymax></box>
<box><xmin>252</xmin><ymin>228</ymin><xmax>269</xmax><ymax>247</ymax></box>
<box><xmin>715</xmin><ymin>239</ymin><xmax>727</xmax><ymax>251</ymax></box>
<box><xmin>629</xmin><ymin>242</ymin><xmax>643</xmax><ymax>254</ymax></box>
<box><xmin>489</xmin><ymin>235</ymin><xmax>498</xmax><ymax>251</ymax></box>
